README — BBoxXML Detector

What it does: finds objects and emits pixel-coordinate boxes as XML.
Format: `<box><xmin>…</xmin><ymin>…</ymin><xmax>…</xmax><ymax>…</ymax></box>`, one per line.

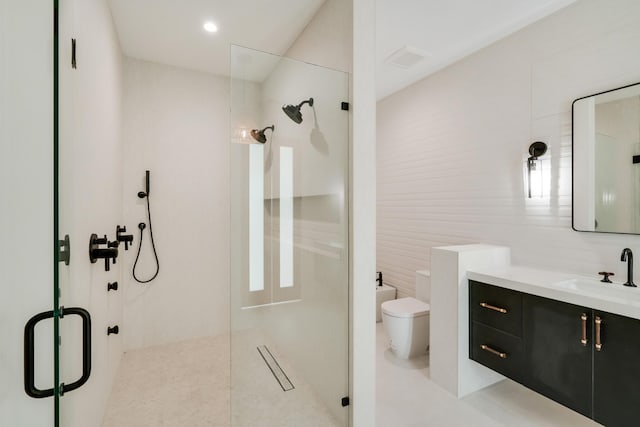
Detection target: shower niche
<box><xmin>230</xmin><ymin>45</ymin><xmax>350</xmax><ymax>426</ymax></box>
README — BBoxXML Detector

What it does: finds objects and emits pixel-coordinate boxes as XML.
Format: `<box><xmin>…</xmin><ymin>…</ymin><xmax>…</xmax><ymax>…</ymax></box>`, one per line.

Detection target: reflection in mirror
<box><xmin>573</xmin><ymin>82</ymin><xmax>640</xmax><ymax>234</ymax></box>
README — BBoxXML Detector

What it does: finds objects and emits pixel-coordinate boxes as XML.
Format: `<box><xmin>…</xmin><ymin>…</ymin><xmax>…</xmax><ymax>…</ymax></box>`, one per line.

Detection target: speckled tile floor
<box><xmin>103</xmin><ymin>330</ymin><xmax>340</xmax><ymax>427</ymax></box>
<box><xmin>103</xmin><ymin>334</ymin><xmax>230</xmax><ymax>427</ymax></box>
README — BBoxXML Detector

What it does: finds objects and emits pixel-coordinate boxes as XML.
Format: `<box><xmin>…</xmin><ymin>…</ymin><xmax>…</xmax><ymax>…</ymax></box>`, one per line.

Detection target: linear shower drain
<box><xmin>257</xmin><ymin>345</ymin><xmax>295</xmax><ymax>392</ymax></box>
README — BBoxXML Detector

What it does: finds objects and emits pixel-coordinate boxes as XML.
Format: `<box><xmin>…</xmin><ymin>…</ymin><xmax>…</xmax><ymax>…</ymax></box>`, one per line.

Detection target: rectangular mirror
<box><xmin>573</xmin><ymin>82</ymin><xmax>640</xmax><ymax>234</ymax></box>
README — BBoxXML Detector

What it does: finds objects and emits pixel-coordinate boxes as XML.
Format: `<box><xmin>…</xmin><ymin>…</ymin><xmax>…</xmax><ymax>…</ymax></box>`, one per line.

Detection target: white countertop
<box><xmin>467</xmin><ymin>265</ymin><xmax>640</xmax><ymax>320</ymax></box>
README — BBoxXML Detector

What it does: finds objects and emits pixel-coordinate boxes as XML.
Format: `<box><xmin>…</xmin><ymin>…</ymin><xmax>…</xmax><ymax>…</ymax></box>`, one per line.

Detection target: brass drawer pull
<box><xmin>480</xmin><ymin>302</ymin><xmax>508</xmax><ymax>314</ymax></box>
<box><xmin>581</xmin><ymin>313</ymin><xmax>588</xmax><ymax>346</ymax></box>
<box><xmin>595</xmin><ymin>316</ymin><xmax>602</xmax><ymax>351</ymax></box>
<box><xmin>481</xmin><ymin>344</ymin><xmax>508</xmax><ymax>359</ymax></box>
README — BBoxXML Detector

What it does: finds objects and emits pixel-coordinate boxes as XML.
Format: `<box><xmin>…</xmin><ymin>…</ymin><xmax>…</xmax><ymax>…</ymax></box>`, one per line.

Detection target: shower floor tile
<box><xmin>231</xmin><ymin>328</ymin><xmax>341</xmax><ymax>427</ymax></box>
<box><xmin>103</xmin><ymin>330</ymin><xmax>339</xmax><ymax>426</ymax></box>
<box><xmin>103</xmin><ymin>334</ymin><xmax>230</xmax><ymax>427</ymax></box>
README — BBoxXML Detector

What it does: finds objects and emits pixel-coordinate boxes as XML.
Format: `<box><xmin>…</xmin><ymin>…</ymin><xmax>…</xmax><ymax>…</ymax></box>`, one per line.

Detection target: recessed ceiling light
<box><xmin>203</xmin><ymin>21</ymin><xmax>218</xmax><ymax>33</ymax></box>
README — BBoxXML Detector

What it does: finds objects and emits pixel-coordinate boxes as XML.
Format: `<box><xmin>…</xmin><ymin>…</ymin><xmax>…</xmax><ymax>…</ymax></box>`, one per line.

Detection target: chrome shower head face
<box><xmin>282</xmin><ymin>97</ymin><xmax>313</xmax><ymax>124</ymax></box>
<box><xmin>250</xmin><ymin>125</ymin><xmax>274</xmax><ymax>143</ymax></box>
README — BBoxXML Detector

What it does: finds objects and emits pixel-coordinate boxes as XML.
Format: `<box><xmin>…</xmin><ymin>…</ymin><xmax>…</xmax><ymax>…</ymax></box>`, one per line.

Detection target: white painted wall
<box><xmin>352</xmin><ymin>0</ymin><xmax>377</xmax><ymax>425</ymax></box>
<box><xmin>0</xmin><ymin>1</ymin><xmax>54</xmax><ymax>425</ymax></box>
<box><xmin>121</xmin><ymin>58</ymin><xmax>230</xmax><ymax>350</ymax></box>
<box><xmin>57</xmin><ymin>0</ymin><xmax>124</xmax><ymax>425</ymax></box>
<box><xmin>285</xmin><ymin>0</ymin><xmax>353</xmax><ymax>73</ymax></box>
<box><xmin>377</xmin><ymin>0</ymin><xmax>640</xmax><ymax>299</ymax></box>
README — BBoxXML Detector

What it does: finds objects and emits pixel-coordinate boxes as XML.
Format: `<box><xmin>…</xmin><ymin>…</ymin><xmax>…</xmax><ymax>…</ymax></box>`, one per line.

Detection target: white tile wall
<box><xmin>122</xmin><ymin>58</ymin><xmax>230</xmax><ymax>350</ymax></box>
<box><xmin>57</xmin><ymin>0</ymin><xmax>125</xmax><ymax>424</ymax></box>
<box><xmin>377</xmin><ymin>0</ymin><xmax>640</xmax><ymax>299</ymax></box>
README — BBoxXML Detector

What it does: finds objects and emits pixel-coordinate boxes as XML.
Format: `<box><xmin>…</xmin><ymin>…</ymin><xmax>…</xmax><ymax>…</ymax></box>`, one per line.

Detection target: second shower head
<box><xmin>250</xmin><ymin>125</ymin><xmax>275</xmax><ymax>144</ymax></box>
<box><xmin>282</xmin><ymin>97</ymin><xmax>314</xmax><ymax>124</ymax></box>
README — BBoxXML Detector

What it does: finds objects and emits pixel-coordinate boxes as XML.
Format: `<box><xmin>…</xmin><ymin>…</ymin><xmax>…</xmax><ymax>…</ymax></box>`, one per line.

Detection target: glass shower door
<box><xmin>230</xmin><ymin>46</ymin><xmax>350</xmax><ymax>426</ymax></box>
<box><xmin>1</xmin><ymin>1</ymin><xmax>56</xmax><ymax>426</ymax></box>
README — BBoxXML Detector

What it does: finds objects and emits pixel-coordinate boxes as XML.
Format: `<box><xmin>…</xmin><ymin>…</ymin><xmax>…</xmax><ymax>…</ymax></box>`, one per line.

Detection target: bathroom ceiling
<box><xmin>376</xmin><ymin>0</ymin><xmax>576</xmax><ymax>99</ymax></box>
<box><xmin>107</xmin><ymin>0</ymin><xmax>325</xmax><ymax>78</ymax></box>
<box><xmin>108</xmin><ymin>0</ymin><xmax>576</xmax><ymax>96</ymax></box>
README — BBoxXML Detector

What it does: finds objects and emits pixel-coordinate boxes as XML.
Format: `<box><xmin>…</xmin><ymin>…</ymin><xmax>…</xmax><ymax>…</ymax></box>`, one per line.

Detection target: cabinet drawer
<box><xmin>470</xmin><ymin>322</ymin><xmax>525</xmax><ymax>381</ymax></box>
<box><xmin>470</xmin><ymin>280</ymin><xmax>522</xmax><ymax>337</ymax></box>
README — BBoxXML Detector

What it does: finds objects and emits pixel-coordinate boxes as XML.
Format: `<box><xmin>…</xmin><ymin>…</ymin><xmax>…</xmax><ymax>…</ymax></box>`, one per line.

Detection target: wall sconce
<box><xmin>526</xmin><ymin>141</ymin><xmax>548</xmax><ymax>198</ymax></box>
<box><xmin>232</xmin><ymin>126</ymin><xmax>253</xmax><ymax>144</ymax></box>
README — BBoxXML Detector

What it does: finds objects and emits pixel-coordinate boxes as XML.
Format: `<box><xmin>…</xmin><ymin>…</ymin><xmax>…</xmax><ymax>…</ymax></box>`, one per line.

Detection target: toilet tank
<box><xmin>415</xmin><ymin>270</ymin><xmax>431</xmax><ymax>303</ymax></box>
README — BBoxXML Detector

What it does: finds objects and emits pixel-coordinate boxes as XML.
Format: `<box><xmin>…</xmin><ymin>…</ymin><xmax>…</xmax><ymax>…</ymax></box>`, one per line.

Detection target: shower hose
<box><xmin>132</xmin><ymin>195</ymin><xmax>160</xmax><ymax>283</ymax></box>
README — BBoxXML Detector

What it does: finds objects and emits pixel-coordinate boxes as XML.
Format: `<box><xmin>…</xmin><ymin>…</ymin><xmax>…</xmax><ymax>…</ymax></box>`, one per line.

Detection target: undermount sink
<box><xmin>553</xmin><ymin>277</ymin><xmax>640</xmax><ymax>300</ymax></box>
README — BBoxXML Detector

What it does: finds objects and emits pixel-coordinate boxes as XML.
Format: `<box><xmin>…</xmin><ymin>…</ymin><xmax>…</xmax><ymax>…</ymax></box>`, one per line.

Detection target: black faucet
<box><xmin>376</xmin><ymin>271</ymin><xmax>383</xmax><ymax>287</ymax></box>
<box><xmin>620</xmin><ymin>248</ymin><xmax>637</xmax><ymax>287</ymax></box>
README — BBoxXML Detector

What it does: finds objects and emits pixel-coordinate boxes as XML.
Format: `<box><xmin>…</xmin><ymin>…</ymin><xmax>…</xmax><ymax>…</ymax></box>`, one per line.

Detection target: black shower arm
<box><xmin>297</xmin><ymin>98</ymin><xmax>314</xmax><ymax>109</ymax></box>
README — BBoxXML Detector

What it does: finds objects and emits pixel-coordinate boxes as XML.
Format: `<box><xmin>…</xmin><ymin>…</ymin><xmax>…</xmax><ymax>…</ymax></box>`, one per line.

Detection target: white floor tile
<box><xmin>375</xmin><ymin>322</ymin><xmax>600</xmax><ymax>427</ymax></box>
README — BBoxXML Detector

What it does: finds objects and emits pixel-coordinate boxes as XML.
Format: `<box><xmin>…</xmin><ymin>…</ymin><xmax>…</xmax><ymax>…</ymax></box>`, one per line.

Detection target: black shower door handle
<box><xmin>60</xmin><ymin>307</ymin><xmax>91</xmax><ymax>394</ymax></box>
<box><xmin>24</xmin><ymin>310</ymin><xmax>54</xmax><ymax>398</ymax></box>
<box><xmin>24</xmin><ymin>307</ymin><xmax>92</xmax><ymax>398</ymax></box>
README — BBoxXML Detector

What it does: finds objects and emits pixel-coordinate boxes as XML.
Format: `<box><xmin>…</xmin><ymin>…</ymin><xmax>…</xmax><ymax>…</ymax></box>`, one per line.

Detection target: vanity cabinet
<box><xmin>592</xmin><ymin>311</ymin><xmax>640</xmax><ymax>427</ymax></box>
<box><xmin>522</xmin><ymin>294</ymin><xmax>592</xmax><ymax>417</ymax></box>
<box><xmin>469</xmin><ymin>281</ymin><xmax>525</xmax><ymax>382</ymax></box>
<box><xmin>470</xmin><ymin>280</ymin><xmax>640</xmax><ymax>426</ymax></box>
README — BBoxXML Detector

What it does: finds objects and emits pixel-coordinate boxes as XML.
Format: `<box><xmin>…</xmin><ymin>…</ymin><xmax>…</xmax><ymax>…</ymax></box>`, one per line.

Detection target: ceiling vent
<box><xmin>384</xmin><ymin>46</ymin><xmax>429</xmax><ymax>69</ymax></box>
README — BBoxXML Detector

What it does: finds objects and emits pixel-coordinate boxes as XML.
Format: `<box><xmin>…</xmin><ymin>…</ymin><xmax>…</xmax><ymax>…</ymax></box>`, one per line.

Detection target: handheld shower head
<box><xmin>250</xmin><ymin>125</ymin><xmax>275</xmax><ymax>143</ymax></box>
<box><xmin>137</xmin><ymin>170</ymin><xmax>151</xmax><ymax>198</ymax></box>
<box><xmin>282</xmin><ymin>97</ymin><xmax>313</xmax><ymax>124</ymax></box>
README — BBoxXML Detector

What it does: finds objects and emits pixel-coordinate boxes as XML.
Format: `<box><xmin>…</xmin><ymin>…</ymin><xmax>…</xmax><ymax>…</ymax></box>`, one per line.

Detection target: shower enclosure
<box><xmin>230</xmin><ymin>46</ymin><xmax>350</xmax><ymax>426</ymax></box>
<box><xmin>3</xmin><ymin>1</ymin><xmax>352</xmax><ymax>425</ymax></box>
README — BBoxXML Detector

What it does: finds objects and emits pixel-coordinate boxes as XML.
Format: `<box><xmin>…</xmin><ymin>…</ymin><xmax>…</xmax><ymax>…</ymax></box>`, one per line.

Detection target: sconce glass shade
<box><xmin>525</xmin><ymin>157</ymin><xmax>550</xmax><ymax>198</ymax></box>
<box><xmin>526</xmin><ymin>141</ymin><xmax>549</xmax><ymax>198</ymax></box>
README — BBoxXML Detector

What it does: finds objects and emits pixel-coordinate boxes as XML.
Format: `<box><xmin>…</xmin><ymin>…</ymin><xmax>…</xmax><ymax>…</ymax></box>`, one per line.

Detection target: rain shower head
<box><xmin>250</xmin><ymin>125</ymin><xmax>275</xmax><ymax>143</ymax></box>
<box><xmin>282</xmin><ymin>98</ymin><xmax>314</xmax><ymax>124</ymax></box>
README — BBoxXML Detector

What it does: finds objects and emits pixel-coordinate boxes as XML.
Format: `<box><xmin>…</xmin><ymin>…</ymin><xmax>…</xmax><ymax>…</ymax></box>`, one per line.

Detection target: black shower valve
<box><xmin>89</xmin><ymin>233</ymin><xmax>119</xmax><ymax>272</ymax></box>
<box><xmin>107</xmin><ymin>325</ymin><xmax>119</xmax><ymax>335</ymax></box>
<box><xmin>107</xmin><ymin>281</ymin><xmax>118</xmax><ymax>291</ymax></box>
<box><xmin>104</xmin><ymin>248</ymin><xmax>118</xmax><ymax>271</ymax></box>
<box><xmin>116</xmin><ymin>225</ymin><xmax>134</xmax><ymax>250</ymax></box>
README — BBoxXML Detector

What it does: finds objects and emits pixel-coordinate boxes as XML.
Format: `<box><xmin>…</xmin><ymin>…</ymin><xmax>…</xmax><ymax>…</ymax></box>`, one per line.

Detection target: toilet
<box><xmin>376</xmin><ymin>283</ymin><xmax>396</xmax><ymax>322</ymax></box>
<box><xmin>381</xmin><ymin>270</ymin><xmax>430</xmax><ymax>359</ymax></box>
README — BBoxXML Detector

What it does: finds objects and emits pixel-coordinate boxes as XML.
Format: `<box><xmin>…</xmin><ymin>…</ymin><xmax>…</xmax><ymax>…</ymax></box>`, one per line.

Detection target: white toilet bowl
<box><xmin>381</xmin><ymin>297</ymin><xmax>430</xmax><ymax>359</ymax></box>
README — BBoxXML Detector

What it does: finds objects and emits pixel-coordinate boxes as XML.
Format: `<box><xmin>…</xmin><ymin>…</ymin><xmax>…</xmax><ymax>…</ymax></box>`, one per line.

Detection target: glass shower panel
<box><xmin>230</xmin><ymin>45</ymin><xmax>349</xmax><ymax>426</ymax></box>
<box><xmin>0</xmin><ymin>2</ymin><xmax>55</xmax><ymax>425</ymax></box>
